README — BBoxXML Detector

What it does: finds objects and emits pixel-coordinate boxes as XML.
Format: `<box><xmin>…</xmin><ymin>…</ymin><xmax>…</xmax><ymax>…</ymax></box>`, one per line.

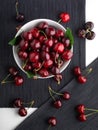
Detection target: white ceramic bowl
<box><xmin>13</xmin><ymin>19</ymin><xmax>73</xmax><ymax>79</ymax></box>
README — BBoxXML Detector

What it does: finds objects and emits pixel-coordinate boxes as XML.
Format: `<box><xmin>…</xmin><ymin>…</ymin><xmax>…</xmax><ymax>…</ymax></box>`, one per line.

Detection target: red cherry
<box><xmin>14</xmin><ymin>76</ymin><xmax>24</xmax><ymax>86</ymax></box>
<box><xmin>62</xmin><ymin>92</ymin><xmax>71</xmax><ymax>100</ymax></box>
<box><xmin>62</xmin><ymin>50</ymin><xmax>73</xmax><ymax>61</ymax></box>
<box><xmin>18</xmin><ymin>51</ymin><xmax>28</xmax><ymax>60</ymax></box>
<box><xmin>30</xmin><ymin>28</ymin><xmax>40</xmax><ymax>38</ymax></box>
<box><xmin>32</xmin><ymin>62</ymin><xmax>41</xmax><ymax>69</ymax></box>
<box><xmin>60</xmin><ymin>13</ymin><xmax>70</xmax><ymax>23</ymax></box>
<box><xmin>39</xmin><ymin>35</ymin><xmax>46</xmax><ymax>43</ymax></box>
<box><xmin>54</xmin><ymin>43</ymin><xmax>64</xmax><ymax>54</ymax></box>
<box><xmin>54</xmin><ymin>100</ymin><xmax>62</xmax><ymax>109</ymax></box>
<box><xmin>41</xmin><ymin>51</ymin><xmax>50</xmax><ymax>60</ymax></box>
<box><xmin>9</xmin><ymin>67</ymin><xmax>18</xmax><ymax>76</ymax></box>
<box><xmin>55</xmin><ymin>29</ymin><xmax>64</xmax><ymax>37</ymax></box>
<box><xmin>62</xmin><ymin>38</ymin><xmax>70</xmax><ymax>48</ymax></box>
<box><xmin>24</xmin><ymin>63</ymin><xmax>32</xmax><ymax>71</ymax></box>
<box><xmin>19</xmin><ymin>40</ymin><xmax>29</xmax><ymax>51</ymax></box>
<box><xmin>78</xmin><ymin>75</ymin><xmax>87</xmax><ymax>84</ymax></box>
<box><xmin>44</xmin><ymin>39</ymin><xmax>53</xmax><ymax>47</ymax></box>
<box><xmin>38</xmin><ymin>22</ymin><xmax>49</xmax><ymax>29</ymax></box>
<box><xmin>76</xmin><ymin>104</ymin><xmax>85</xmax><ymax>114</ymax></box>
<box><xmin>18</xmin><ymin>107</ymin><xmax>27</xmax><ymax>117</ymax></box>
<box><xmin>43</xmin><ymin>59</ymin><xmax>53</xmax><ymax>68</ymax></box>
<box><xmin>73</xmin><ymin>66</ymin><xmax>81</xmax><ymax>76</ymax></box>
<box><xmin>30</xmin><ymin>39</ymin><xmax>41</xmax><ymax>50</ymax></box>
<box><xmin>13</xmin><ymin>98</ymin><xmax>23</xmax><ymax>108</ymax></box>
<box><xmin>39</xmin><ymin>68</ymin><xmax>49</xmax><ymax>77</ymax></box>
<box><xmin>78</xmin><ymin>114</ymin><xmax>87</xmax><ymax>121</ymax></box>
<box><xmin>45</xmin><ymin>27</ymin><xmax>56</xmax><ymax>36</ymax></box>
<box><xmin>29</xmin><ymin>52</ymin><xmax>39</xmax><ymax>63</ymax></box>
<box><xmin>22</xmin><ymin>32</ymin><xmax>33</xmax><ymax>41</ymax></box>
<box><xmin>48</xmin><ymin>117</ymin><xmax>57</xmax><ymax>126</ymax></box>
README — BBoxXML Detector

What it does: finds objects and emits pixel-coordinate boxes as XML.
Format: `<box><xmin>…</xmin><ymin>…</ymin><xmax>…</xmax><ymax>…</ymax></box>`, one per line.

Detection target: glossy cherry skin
<box><xmin>60</xmin><ymin>13</ymin><xmax>70</xmax><ymax>23</ymax></box>
<box><xmin>38</xmin><ymin>22</ymin><xmax>49</xmax><ymax>29</ymax></box>
<box><xmin>16</xmin><ymin>13</ymin><xmax>24</xmax><ymax>22</ymax></box>
<box><xmin>73</xmin><ymin>66</ymin><xmax>81</xmax><ymax>76</ymax></box>
<box><xmin>62</xmin><ymin>38</ymin><xmax>70</xmax><ymax>48</ymax></box>
<box><xmin>9</xmin><ymin>67</ymin><xmax>18</xmax><ymax>76</ymax></box>
<box><xmin>41</xmin><ymin>51</ymin><xmax>50</xmax><ymax>60</ymax></box>
<box><xmin>29</xmin><ymin>52</ymin><xmax>39</xmax><ymax>63</ymax></box>
<box><xmin>39</xmin><ymin>35</ymin><xmax>46</xmax><ymax>43</ymax></box>
<box><xmin>13</xmin><ymin>98</ymin><xmax>22</xmax><ymax>108</ymax></box>
<box><xmin>54</xmin><ymin>100</ymin><xmax>62</xmax><ymax>109</ymax></box>
<box><xmin>39</xmin><ymin>68</ymin><xmax>49</xmax><ymax>77</ymax></box>
<box><xmin>14</xmin><ymin>76</ymin><xmax>24</xmax><ymax>86</ymax></box>
<box><xmin>30</xmin><ymin>39</ymin><xmax>41</xmax><ymax>50</ymax></box>
<box><xmin>24</xmin><ymin>63</ymin><xmax>32</xmax><ymax>71</ymax></box>
<box><xmin>51</xmin><ymin>66</ymin><xmax>60</xmax><ymax>75</ymax></box>
<box><xmin>54</xmin><ymin>43</ymin><xmax>64</xmax><ymax>54</ymax></box>
<box><xmin>62</xmin><ymin>50</ymin><xmax>73</xmax><ymax>61</ymax></box>
<box><xmin>78</xmin><ymin>75</ymin><xmax>87</xmax><ymax>84</ymax></box>
<box><xmin>43</xmin><ymin>59</ymin><xmax>53</xmax><ymax>68</ymax></box>
<box><xmin>18</xmin><ymin>107</ymin><xmax>27</xmax><ymax>117</ymax></box>
<box><xmin>78</xmin><ymin>114</ymin><xmax>87</xmax><ymax>122</ymax></box>
<box><xmin>45</xmin><ymin>27</ymin><xmax>56</xmax><ymax>36</ymax></box>
<box><xmin>55</xmin><ymin>29</ymin><xmax>64</xmax><ymax>37</ymax></box>
<box><xmin>32</xmin><ymin>62</ymin><xmax>41</xmax><ymax>69</ymax></box>
<box><xmin>76</xmin><ymin>104</ymin><xmax>85</xmax><ymax>114</ymax></box>
<box><xmin>18</xmin><ymin>51</ymin><xmax>28</xmax><ymax>60</ymax></box>
<box><xmin>22</xmin><ymin>32</ymin><xmax>33</xmax><ymax>41</ymax></box>
<box><xmin>19</xmin><ymin>40</ymin><xmax>29</xmax><ymax>51</ymax></box>
<box><xmin>44</xmin><ymin>39</ymin><xmax>53</xmax><ymax>47</ymax></box>
<box><xmin>63</xmin><ymin>92</ymin><xmax>71</xmax><ymax>100</ymax></box>
<box><xmin>48</xmin><ymin>117</ymin><xmax>57</xmax><ymax>126</ymax></box>
<box><xmin>30</xmin><ymin>28</ymin><xmax>40</xmax><ymax>38</ymax></box>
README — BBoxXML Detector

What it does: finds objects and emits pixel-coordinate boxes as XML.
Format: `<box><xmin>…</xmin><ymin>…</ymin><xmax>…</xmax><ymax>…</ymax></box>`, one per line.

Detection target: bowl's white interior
<box><xmin>13</xmin><ymin>19</ymin><xmax>73</xmax><ymax>79</ymax></box>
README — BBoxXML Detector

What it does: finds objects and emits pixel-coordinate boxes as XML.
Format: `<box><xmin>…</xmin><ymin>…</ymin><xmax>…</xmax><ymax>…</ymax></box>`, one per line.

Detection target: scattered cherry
<box><xmin>84</xmin><ymin>21</ymin><xmax>94</xmax><ymax>30</ymax></box>
<box><xmin>78</xmin><ymin>75</ymin><xmax>87</xmax><ymax>84</ymax></box>
<box><xmin>73</xmin><ymin>66</ymin><xmax>81</xmax><ymax>76</ymax></box>
<box><xmin>18</xmin><ymin>107</ymin><xmax>27</xmax><ymax>117</ymax></box>
<box><xmin>78</xmin><ymin>29</ymin><xmax>86</xmax><ymax>38</ymax></box>
<box><xmin>9</xmin><ymin>67</ymin><xmax>18</xmax><ymax>76</ymax></box>
<box><xmin>59</xmin><ymin>13</ymin><xmax>70</xmax><ymax>23</ymax></box>
<box><xmin>48</xmin><ymin>117</ymin><xmax>57</xmax><ymax>126</ymax></box>
<box><xmin>62</xmin><ymin>92</ymin><xmax>71</xmax><ymax>100</ymax></box>
<box><xmin>54</xmin><ymin>100</ymin><xmax>62</xmax><ymax>109</ymax></box>
<box><xmin>14</xmin><ymin>75</ymin><xmax>24</xmax><ymax>86</ymax></box>
<box><xmin>76</xmin><ymin>104</ymin><xmax>85</xmax><ymax>114</ymax></box>
<box><xmin>78</xmin><ymin>114</ymin><xmax>87</xmax><ymax>122</ymax></box>
<box><xmin>13</xmin><ymin>98</ymin><xmax>23</xmax><ymax>108</ymax></box>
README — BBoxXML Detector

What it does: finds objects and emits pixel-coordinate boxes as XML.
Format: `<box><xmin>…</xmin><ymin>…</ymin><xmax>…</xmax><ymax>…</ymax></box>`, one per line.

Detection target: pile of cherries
<box><xmin>1</xmin><ymin>67</ymin><xmax>23</xmax><ymax>86</ymax></box>
<box><xmin>17</xmin><ymin>22</ymin><xmax>73</xmax><ymax>78</ymax></box>
<box><xmin>78</xmin><ymin>21</ymin><xmax>95</xmax><ymax>40</ymax></box>
<box><xmin>13</xmin><ymin>98</ymin><xmax>34</xmax><ymax>117</ymax></box>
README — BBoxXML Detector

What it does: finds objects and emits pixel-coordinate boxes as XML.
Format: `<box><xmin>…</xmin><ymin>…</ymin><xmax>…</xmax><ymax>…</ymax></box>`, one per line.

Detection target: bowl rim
<box><xmin>13</xmin><ymin>18</ymin><xmax>73</xmax><ymax>79</ymax></box>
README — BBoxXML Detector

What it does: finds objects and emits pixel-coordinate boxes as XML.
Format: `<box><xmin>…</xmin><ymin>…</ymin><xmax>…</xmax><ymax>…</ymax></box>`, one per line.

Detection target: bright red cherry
<box><xmin>30</xmin><ymin>28</ymin><xmax>40</xmax><ymax>38</ymax></box>
<box><xmin>9</xmin><ymin>67</ymin><xmax>18</xmax><ymax>76</ymax></box>
<box><xmin>29</xmin><ymin>52</ymin><xmax>39</xmax><ymax>63</ymax></box>
<box><xmin>76</xmin><ymin>104</ymin><xmax>85</xmax><ymax>114</ymax></box>
<box><xmin>39</xmin><ymin>35</ymin><xmax>46</xmax><ymax>43</ymax></box>
<box><xmin>63</xmin><ymin>92</ymin><xmax>71</xmax><ymax>100</ymax></box>
<box><xmin>19</xmin><ymin>40</ymin><xmax>29</xmax><ymax>51</ymax></box>
<box><xmin>45</xmin><ymin>27</ymin><xmax>56</xmax><ymax>36</ymax></box>
<box><xmin>30</xmin><ymin>39</ymin><xmax>41</xmax><ymax>50</ymax></box>
<box><xmin>60</xmin><ymin>13</ymin><xmax>70</xmax><ymax>23</ymax></box>
<box><xmin>44</xmin><ymin>39</ymin><xmax>53</xmax><ymax>47</ymax></box>
<box><xmin>54</xmin><ymin>43</ymin><xmax>64</xmax><ymax>54</ymax></box>
<box><xmin>48</xmin><ymin>117</ymin><xmax>57</xmax><ymax>126</ymax></box>
<box><xmin>13</xmin><ymin>98</ymin><xmax>23</xmax><ymax>108</ymax></box>
<box><xmin>39</xmin><ymin>68</ymin><xmax>49</xmax><ymax>77</ymax></box>
<box><xmin>55</xmin><ymin>29</ymin><xmax>64</xmax><ymax>37</ymax></box>
<box><xmin>78</xmin><ymin>75</ymin><xmax>87</xmax><ymax>84</ymax></box>
<box><xmin>78</xmin><ymin>114</ymin><xmax>87</xmax><ymax>122</ymax></box>
<box><xmin>62</xmin><ymin>38</ymin><xmax>70</xmax><ymax>48</ymax></box>
<box><xmin>18</xmin><ymin>51</ymin><xmax>28</xmax><ymax>60</ymax></box>
<box><xmin>18</xmin><ymin>107</ymin><xmax>27</xmax><ymax>117</ymax></box>
<box><xmin>43</xmin><ymin>59</ymin><xmax>53</xmax><ymax>68</ymax></box>
<box><xmin>62</xmin><ymin>50</ymin><xmax>73</xmax><ymax>61</ymax></box>
<box><xmin>73</xmin><ymin>66</ymin><xmax>81</xmax><ymax>76</ymax></box>
<box><xmin>14</xmin><ymin>76</ymin><xmax>24</xmax><ymax>86</ymax></box>
<box><xmin>54</xmin><ymin>100</ymin><xmax>62</xmax><ymax>109</ymax></box>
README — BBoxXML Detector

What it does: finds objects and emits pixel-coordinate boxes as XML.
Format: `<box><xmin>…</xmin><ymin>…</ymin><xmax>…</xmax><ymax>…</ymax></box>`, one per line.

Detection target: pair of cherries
<box><xmin>13</xmin><ymin>98</ymin><xmax>34</xmax><ymax>117</ymax></box>
<box><xmin>76</xmin><ymin>104</ymin><xmax>98</xmax><ymax>122</ymax></box>
<box><xmin>48</xmin><ymin>86</ymin><xmax>71</xmax><ymax>128</ymax></box>
<box><xmin>1</xmin><ymin>67</ymin><xmax>23</xmax><ymax>86</ymax></box>
<box><xmin>73</xmin><ymin>66</ymin><xmax>92</xmax><ymax>84</ymax></box>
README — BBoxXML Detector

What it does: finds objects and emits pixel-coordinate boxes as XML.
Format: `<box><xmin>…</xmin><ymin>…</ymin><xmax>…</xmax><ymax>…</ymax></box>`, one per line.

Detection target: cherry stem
<box><xmin>57</xmin><ymin>19</ymin><xmax>62</xmax><ymax>23</ymax></box>
<box><xmin>34</xmin><ymin>62</ymin><xmax>44</xmax><ymax>72</ymax></box>
<box><xmin>84</xmin><ymin>68</ymin><xmax>92</xmax><ymax>76</ymax></box>
<box><xmin>48</xmin><ymin>87</ymin><xmax>55</xmax><ymax>101</ymax></box>
<box><xmin>15</xmin><ymin>0</ymin><xmax>19</xmax><ymax>16</ymax></box>
<box><xmin>85</xmin><ymin>108</ymin><xmax>98</xmax><ymax>112</ymax></box>
<box><xmin>22</xmin><ymin>59</ymin><xmax>28</xmax><ymax>69</ymax></box>
<box><xmin>48</xmin><ymin>86</ymin><xmax>63</xmax><ymax>96</ymax></box>
<box><xmin>1</xmin><ymin>80</ymin><xmax>14</xmax><ymax>84</ymax></box>
<box><xmin>40</xmin><ymin>30</ymin><xmax>47</xmax><ymax>40</ymax></box>
<box><xmin>1</xmin><ymin>73</ymin><xmax>11</xmax><ymax>84</ymax></box>
<box><xmin>86</xmin><ymin>111</ymin><xmax>98</xmax><ymax>117</ymax></box>
<box><xmin>47</xmin><ymin>125</ymin><xmax>51</xmax><ymax>130</ymax></box>
<box><xmin>27</xmin><ymin>100</ymin><xmax>35</xmax><ymax>110</ymax></box>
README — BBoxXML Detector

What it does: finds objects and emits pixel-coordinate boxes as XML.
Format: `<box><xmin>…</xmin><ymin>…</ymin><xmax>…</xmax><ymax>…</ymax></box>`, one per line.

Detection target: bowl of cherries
<box><xmin>12</xmin><ymin>19</ymin><xmax>73</xmax><ymax>79</ymax></box>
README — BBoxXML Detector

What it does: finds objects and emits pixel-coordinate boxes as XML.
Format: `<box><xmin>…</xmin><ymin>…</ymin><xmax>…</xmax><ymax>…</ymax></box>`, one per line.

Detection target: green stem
<box><xmin>22</xmin><ymin>59</ymin><xmax>28</xmax><ymax>69</ymax></box>
<box><xmin>47</xmin><ymin>125</ymin><xmax>51</xmax><ymax>130</ymax></box>
<box><xmin>57</xmin><ymin>19</ymin><xmax>62</xmax><ymax>23</ymax></box>
<box><xmin>40</xmin><ymin>30</ymin><xmax>47</xmax><ymax>39</ymax></box>
<box><xmin>48</xmin><ymin>87</ymin><xmax>55</xmax><ymax>101</ymax></box>
<box><xmin>86</xmin><ymin>111</ymin><xmax>98</xmax><ymax>117</ymax></box>
<box><xmin>84</xmin><ymin>67</ymin><xmax>93</xmax><ymax>76</ymax></box>
<box><xmin>1</xmin><ymin>80</ymin><xmax>14</xmax><ymax>84</ymax></box>
<box><xmin>48</xmin><ymin>86</ymin><xmax>63</xmax><ymax>96</ymax></box>
<box><xmin>1</xmin><ymin>74</ymin><xmax>11</xmax><ymax>84</ymax></box>
<box><xmin>86</xmin><ymin>108</ymin><xmax>98</xmax><ymax>112</ymax></box>
<box><xmin>15</xmin><ymin>0</ymin><xmax>19</xmax><ymax>16</ymax></box>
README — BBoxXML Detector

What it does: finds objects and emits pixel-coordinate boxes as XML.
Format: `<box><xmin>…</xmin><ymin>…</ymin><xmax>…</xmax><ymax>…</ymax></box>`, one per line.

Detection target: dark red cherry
<box><xmin>62</xmin><ymin>50</ymin><xmax>73</xmax><ymax>61</ymax></box>
<box><xmin>73</xmin><ymin>66</ymin><xmax>81</xmax><ymax>76</ymax></box>
<box><xmin>78</xmin><ymin>29</ymin><xmax>86</xmax><ymax>38</ymax></box>
<box><xmin>13</xmin><ymin>98</ymin><xmax>23</xmax><ymax>108</ymax></box>
<box><xmin>24</xmin><ymin>63</ymin><xmax>32</xmax><ymax>71</ymax></box>
<box><xmin>48</xmin><ymin>117</ymin><xmax>57</xmax><ymax>126</ymax></box>
<box><xmin>43</xmin><ymin>59</ymin><xmax>53</xmax><ymax>68</ymax></box>
<box><xmin>86</xmin><ymin>31</ymin><xmax>95</xmax><ymax>40</ymax></box>
<box><xmin>45</xmin><ymin>27</ymin><xmax>56</xmax><ymax>36</ymax></box>
<box><xmin>76</xmin><ymin>104</ymin><xmax>85</xmax><ymax>114</ymax></box>
<box><xmin>14</xmin><ymin>76</ymin><xmax>24</xmax><ymax>86</ymax></box>
<box><xmin>30</xmin><ymin>28</ymin><xmax>40</xmax><ymax>38</ymax></box>
<box><xmin>62</xmin><ymin>38</ymin><xmax>70</xmax><ymax>48</ymax></box>
<box><xmin>32</xmin><ymin>62</ymin><xmax>41</xmax><ymax>69</ymax></box>
<box><xmin>39</xmin><ymin>35</ymin><xmax>46</xmax><ymax>43</ymax></box>
<box><xmin>19</xmin><ymin>40</ymin><xmax>29</xmax><ymax>51</ymax></box>
<box><xmin>41</xmin><ymin>45</ymin><xmax>49</xmax><ymax>52</ymax></box>
<box><xmin>60</xmin><ymin>13</ymin><xmax>70</xmax><ymax>23</ymax></box>
<box><xmin>18</xmin><ymin>51</ymin><xmax>28</xmax><ymax>60</ymax></box>
<box><xmin>54</xmin><ymin>43</ymin><xmax>64</xmax><ymax>54</ymax></box>
<box><xmin>54</xmin><ymin>100</ymin><xmax>62</xmax><ymax>109</ymax></box>
<box><xmin>55</xmin><ymin>29</ymin><xmax>64</xmax><ymax>37</ymax></box>
<box><xmin>44</xmin><ymin>39</ymin><xmax>53</xmax><ymax>47</ymax></box>
<box><xmin>29</xmin><ymin>52</ymin><xmax>39</xmax><ymax>63</ymax></box>
<box><xmin>51</xmin><ymin>66</ymin><xmax>60</xmax><ymax>75</ymax></box>
<box><xmin>18</xmin><ymin>107</ymin><xmax>27</xmax><ymax>117</ymax></box>
<box><xmin>41</xmin><ymin>51</ymin><xmax>50</xmax><ymax>60</ymax></box>
<box><xmin>16</xmin><ymin>13</ymin><xmax>24</xmax><ymax>22</ymax></box>
<box><xmin>78</xmin><ymin>114</ymin><xmax>87</xmax><ymax>121</ymax></box>
<box><xmin>30</xmin><ymin>39</ymin><xmax>41</xmax><ymax>50</ymax></box>
<box><xmin>22</xmin><ymin>32</ymin><xmax>33</xmax><ymax>41</ymax></box>
<box><xmin>39</xmin><ymin>68</ymin><xmax>49</xmax><ymax>77</ymax></box>
<box><xmin>9</xmin><ymin>67</ymin><xmax>18</xmax><ymax>76</ymax></box>
<box><xmin>38</xmin><ymin>22</ymin><xmax>49</xmax><ymax>29</ymax></box>
<box><xmin>78</xmin><ymin>75</ymin><xmax>87</xmax><ymax>84</ymax></box>
<box><xmin>63</xmin><ymin>92</ymin><xmax>71</xmax><ymax>100</ymax></box>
